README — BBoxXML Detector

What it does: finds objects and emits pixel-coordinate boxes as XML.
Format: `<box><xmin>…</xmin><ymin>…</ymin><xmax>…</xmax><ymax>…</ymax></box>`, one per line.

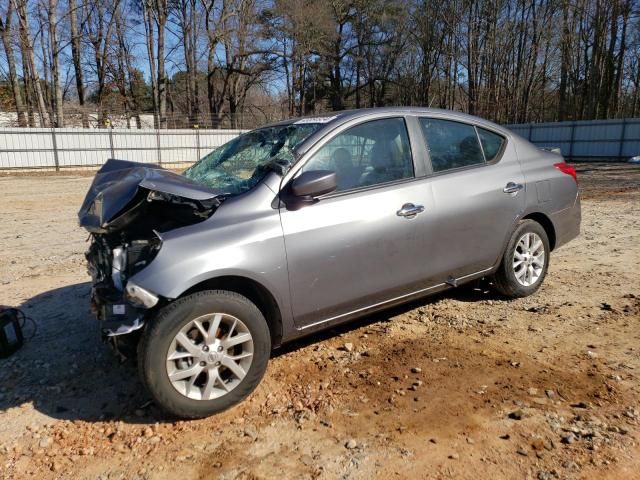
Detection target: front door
<box><xmin>279</xmin><ymin>117</ymin><xmax>435</xmax><ymax>328</ymax></box>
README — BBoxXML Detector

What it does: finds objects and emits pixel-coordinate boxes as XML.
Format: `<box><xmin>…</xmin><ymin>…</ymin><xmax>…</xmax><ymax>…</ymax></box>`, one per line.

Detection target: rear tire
<box><xmin>493</xmin><ymin>220</ymin><xmax>550</xmax><ymax>298</ymax></box>
<box><xmin>138</xmin><ymin>290</ymin><xmax>271</xmax><ymax>419</ymax></box>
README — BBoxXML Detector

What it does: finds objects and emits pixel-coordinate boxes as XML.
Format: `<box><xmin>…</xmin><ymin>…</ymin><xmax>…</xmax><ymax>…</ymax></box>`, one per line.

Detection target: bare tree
<box><xmin>143</xmin><ymin>0</ymin><xmax>168</xmax><ymax>128</ymax></box>
<box><xmin>173</xmin><ymin>0</ymin><xmax>200</xmax><ymax>125</ymax></box>
<box><xmin>0</xmin><ymin>0</ymin><xmax>27</xmax><ymax>126</ymax></box>
<box><xmin>13</xmin><ymin>0</ymin><xmax>50</xmax><ymax>127</ymax></box>
<box><xmin>1</xmin><ymin>0</ymin><xmax>640</xmax><ymax>128</ymax></box>
<box><xmin>46</xmin><ymin>0</ymin><xmax>64</xmax><ymax>126</ymax></box>
<box><xmin>68</xmin><ymin>0</ymin><xmax>89</xmax><ymax>127</ymax></box>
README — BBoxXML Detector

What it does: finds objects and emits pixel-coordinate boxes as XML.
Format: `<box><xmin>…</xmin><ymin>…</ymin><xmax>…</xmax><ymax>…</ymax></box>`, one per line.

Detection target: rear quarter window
<box><xmin>477</xmin><ymin>127</ymin><xmax>506</xmax><ymax>162</ymax></box>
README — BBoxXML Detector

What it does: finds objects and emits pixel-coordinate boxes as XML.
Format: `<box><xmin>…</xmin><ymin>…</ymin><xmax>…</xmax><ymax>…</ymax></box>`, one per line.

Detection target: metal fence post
<box><xmin>51</xmin><ymin>128</ymin><xmax>60</xmax><ymax>172</ymax></box>
<box><xmin>195</xmin><ymin>128</ymin><xmax>201</xmax><ymax>161</ymax></box>
<box><xmin>156</xmin><ymin>129</ymin><xmax>162</xmax><ymax>166</ymax></box>
<box><xmin>568</xmin><ymin>122</ymin><xmax>576</xmax><ymax>160</ymax></box>
<box><xmin>108</xmin><ymin>125</ymin><xmax>115</xmax><ymax>159</ymax></box>
<box><xmin>618</xmin><ymin>118</ymin><xmax>627</xmax><ymax>160</ymax></box>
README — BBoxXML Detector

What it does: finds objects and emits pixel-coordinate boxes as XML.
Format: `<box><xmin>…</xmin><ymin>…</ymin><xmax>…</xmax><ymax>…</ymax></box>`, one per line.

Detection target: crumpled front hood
<box><xmin>78</xmin><ymin>159</ymin><xmax>224</xmax><ymax>234</ymax></box>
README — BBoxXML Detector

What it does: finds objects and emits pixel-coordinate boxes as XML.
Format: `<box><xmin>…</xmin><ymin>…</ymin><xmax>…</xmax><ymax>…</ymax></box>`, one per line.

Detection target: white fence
<box><xmin>3</xmin><ymin>118</ymin><xmax>639</xmax><ymax>170</ymax></box>
<box><xmin>0</xmin><ymin>128</ymin><xmax>245</xmax><ymax>170</ymax></box>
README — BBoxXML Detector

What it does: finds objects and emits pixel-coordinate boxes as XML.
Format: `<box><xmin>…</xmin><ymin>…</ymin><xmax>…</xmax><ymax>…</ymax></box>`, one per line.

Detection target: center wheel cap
<box><xmin>206</xmin><ymin>352</ymin><xmax>221</xmax><ymax>364</ymax></box>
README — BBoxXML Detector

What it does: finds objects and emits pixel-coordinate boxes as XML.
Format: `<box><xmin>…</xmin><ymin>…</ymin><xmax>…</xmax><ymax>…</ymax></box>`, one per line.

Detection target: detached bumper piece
<box><xmin>91</xmin><ymin>288</ymin><xmax>146</xmax><ymax>337</ymax></box>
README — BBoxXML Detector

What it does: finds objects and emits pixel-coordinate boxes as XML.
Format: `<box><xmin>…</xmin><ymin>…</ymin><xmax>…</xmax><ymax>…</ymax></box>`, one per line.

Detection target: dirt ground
<box><xmin>0</xmin><ymin>163</ymin><xmax>639</xmax><ymax>480</ymax></box>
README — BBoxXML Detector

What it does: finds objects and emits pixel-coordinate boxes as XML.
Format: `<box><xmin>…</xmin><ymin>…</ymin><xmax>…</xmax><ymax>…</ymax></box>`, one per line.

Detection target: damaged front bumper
<box><xmin>90</xmin><ymin>284</ymin><xmax>157</xmax><ymax>337</ymax></box>
<box><xmin>79</xmin><ymin>159</ymin><xmax>225</xmax><ymax>338</ymax></box>
<box><xmin>87</xmin><ymin>236</ymin><xmax>161</xmax><ymax>337</ymax></box>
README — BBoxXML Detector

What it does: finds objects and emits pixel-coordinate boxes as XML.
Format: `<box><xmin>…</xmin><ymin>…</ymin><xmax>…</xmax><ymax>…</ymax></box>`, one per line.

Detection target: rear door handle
<box><xmin>503</xmin><ymin>182</ymin><xmax>524</xmax><ymax>194</ymax></box>
<box><xmin>397</xmin><ymin>203</ymin><xmax>425</xmax><ymax>218</ymax></box>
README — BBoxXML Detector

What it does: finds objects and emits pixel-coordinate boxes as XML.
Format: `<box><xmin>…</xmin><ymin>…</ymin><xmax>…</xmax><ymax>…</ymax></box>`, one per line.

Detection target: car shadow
<box><xmin>0</xmin><ymin>280</ymin><xmax>505</xmax><ymax>424</ymax></box>
<box><xmin>1</xmin><ymin>282</ymin><xmax>157</xmax><ymax>424</ymax></box>
<box><xmin>271</xmin><ymin>280</ymin><xmax>506</xmax><ymax>357</ymax></box>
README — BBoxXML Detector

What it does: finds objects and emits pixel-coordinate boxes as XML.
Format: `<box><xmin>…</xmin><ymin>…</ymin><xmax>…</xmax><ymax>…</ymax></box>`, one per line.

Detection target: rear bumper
<box><xmin>550</xmin><ymin>193</ymin><xmax>581</xmax><ymax>250</ymax></box>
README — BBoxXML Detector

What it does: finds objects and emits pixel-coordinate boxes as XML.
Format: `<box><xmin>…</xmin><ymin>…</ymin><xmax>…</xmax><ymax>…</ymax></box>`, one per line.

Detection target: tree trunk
<box><xmin>48</xmin><ymin>0</ymin><xmax>64</xmax><ymax>127</ymax></box>
<box><xmin>558</xmin><ymin>0</ymin><xmax>570</xmax><ymax>121</ymax></box>
<box><xmin>157</xmin><ymin>0</ymin><xmax>168</xmax><ymax>128</ymax></box>
<box><xmin>69</xmin><ymin>0</ymin><xmax>88</xmax><ymax>127</ymax></box>
<box><xmin>143</xmin><ymin>1</ymin><xmax>159</xmax><ymax>128</ymax></box>
<box><xmin>0</xmin><ymin>1</ymin><xmax>27</xmax><ymax>126</ymax></box>
<box><xmin>13</xmin><ymin>0</ymin><xmax>50</xmax><ymax>127</ymax></box>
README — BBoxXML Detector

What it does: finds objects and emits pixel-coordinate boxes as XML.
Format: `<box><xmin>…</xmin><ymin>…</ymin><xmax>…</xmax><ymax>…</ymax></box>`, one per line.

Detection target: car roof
<box><xmin>265</xmin><ymin>107</ymin><xmax>505</xmax><ymax>128</ymax></box>
<box><xmin>264</xmin><ymin>107</ymin><xmax>512</xmax><ymax>156</ymax></box>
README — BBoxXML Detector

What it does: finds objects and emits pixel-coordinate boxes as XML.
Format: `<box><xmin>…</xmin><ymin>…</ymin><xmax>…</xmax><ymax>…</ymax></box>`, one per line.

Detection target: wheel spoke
<box><xmin>223</xmin><ymin>332</ymin><xmax>252</xmax><ymax>349</ymax></box>
<box><xmin>532</xmin><ymin>257</ymin><xmax>545</xmax><ymax>268</ymax></box>
<box><xmin>193</xmin><ymin>320</ymin><xmax>208</xmax><ymax>341</ymax></box>
<box><xmin>174</xmin><ymin>332</ymin><xmax>201</xmax><ymax>356</ymax></box>
<box><xmin>207</xmin><ymin>313</ymin><xmax>223</xmax><ymax>339</ymax></box>
<box><xmin>227</xmin><ymin>317</ymin><xmax>238</xmax><ymax>338</ymax></box>
<box><xmin>202</xmin><ymin>369</ymin><xmax>218</xmax><ymax>399</ymax></box>
<box><xmin>217</xmin><ymin>371</ymin><xmax>230</xmax><ymax>392</ymax></box>
<box><xmin>229</xmin><ymin>351</ymin><xmax>253</xmax><ymax>361</ymax></box>
<box><xmin>184</xmin><ymin>369</ymin><xmax>200</xmax><ymax>397</ymax></box>
<box><xmin>221</xmin><ymin>356</ymin><xmax>246</xmax><ymax>380</ymax></box>
<box><xmin>167</xmin><ymin>350</ymin><xmax>193</xmax><ymax>361</ymax></box>
<box><xmin>530</xmin><ymin>239</ymin><xmax>543</xmax><ymax>253</ymax></box>
<box><xmin>169</xmin><ymin>363</ymin><xmax>203</xmax><ymax>382</ymax></box>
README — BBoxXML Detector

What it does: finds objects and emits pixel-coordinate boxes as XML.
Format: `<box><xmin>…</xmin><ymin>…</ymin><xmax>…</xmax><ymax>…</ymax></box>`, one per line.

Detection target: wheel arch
<box><xmin>522</xmin><ymin>212</ymin><xmax>556</xmax><ymax>251</ymax></box>
<box><xmin>181</xmin><ymin>276</ymin><xmax>283</xmax><ymax>348</ymax></box>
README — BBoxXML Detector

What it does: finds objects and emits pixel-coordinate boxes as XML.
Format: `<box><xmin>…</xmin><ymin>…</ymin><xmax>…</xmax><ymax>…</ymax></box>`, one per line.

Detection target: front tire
<box><xmin>493</xmin><ymin>220</ymin><xmax>550</xmax><ymax>298</ymax></box>
<box><xmin>138</xmin><ymin>290</ymin><xmax>271</xmax><ymax>419</ymax></box>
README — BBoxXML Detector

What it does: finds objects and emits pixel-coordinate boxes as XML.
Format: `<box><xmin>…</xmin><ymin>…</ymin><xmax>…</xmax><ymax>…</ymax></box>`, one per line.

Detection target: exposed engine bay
<box><xmin>79</xmin><ymin>159</ymin><xmax>224</xmax><ymax>338</ymax></box>
<box><xmin>85</xmin><ymin>233</ymin><xmax>161</xmax><ymax>336</ymax></box>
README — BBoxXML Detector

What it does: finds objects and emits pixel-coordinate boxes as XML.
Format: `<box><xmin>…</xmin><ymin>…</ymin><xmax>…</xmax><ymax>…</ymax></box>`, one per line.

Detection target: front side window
<box><xmin>184</xmin><ymin>123</ymin><xmax>322</xmax><ymax>194</ymax></box>
<box><xmin>301</xmin><ymin>118</ymin><xmax>414</xmax><ymax>192</ymax></box>
<box><xmin>419</xmin><ymin>118</ymin><xmax>485</xmax><ymax>172</ymax></box>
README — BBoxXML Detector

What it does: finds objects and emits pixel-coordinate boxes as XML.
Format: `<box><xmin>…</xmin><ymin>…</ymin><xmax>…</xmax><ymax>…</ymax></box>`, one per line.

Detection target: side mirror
<box><xmin>291</xmin><ymin>170</ymin><xmax>337</xmax><ymax>198</ymax></box>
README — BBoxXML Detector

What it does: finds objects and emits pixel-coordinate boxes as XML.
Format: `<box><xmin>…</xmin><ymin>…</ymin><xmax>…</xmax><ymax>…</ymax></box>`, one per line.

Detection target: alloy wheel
<box><xmin>166</xmin><ymin>313</ymin><xmax>254</xmax><ymax>400</ymax></box>
<box><xmin>513</xmin><ymin>232</ymin><xmax>545</xmax><ymax>287</ymax></box>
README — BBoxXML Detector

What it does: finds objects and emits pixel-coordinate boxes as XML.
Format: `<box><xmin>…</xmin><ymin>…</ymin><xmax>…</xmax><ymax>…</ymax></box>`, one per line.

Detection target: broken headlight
<box><xmin>125</xmin><ymin>281</ymin><xmax>159</xmax><ymax>309</ymax></box>
<box><xmin>111</xmin><ymin>246</ymin><xmax>126</xmax><ymax>291</ymax></box>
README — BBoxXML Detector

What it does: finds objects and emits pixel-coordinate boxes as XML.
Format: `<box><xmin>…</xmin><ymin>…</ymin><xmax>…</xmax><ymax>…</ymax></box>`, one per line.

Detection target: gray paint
<box><xmin>129</xmin><ymin>108</ymin><xmax>581</xmax><ymax>345</ymax></box>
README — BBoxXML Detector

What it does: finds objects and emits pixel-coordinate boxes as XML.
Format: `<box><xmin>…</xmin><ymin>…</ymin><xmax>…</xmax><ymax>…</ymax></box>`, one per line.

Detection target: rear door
<box><xmin>416</xmin><ymin>117</ymin><xmax>526</xmax><ymax>279</ymax></box>
<box><xmin>279</xmin><ymin>116</ymin><xmax>435</xmax><ymax>328</ymax></box>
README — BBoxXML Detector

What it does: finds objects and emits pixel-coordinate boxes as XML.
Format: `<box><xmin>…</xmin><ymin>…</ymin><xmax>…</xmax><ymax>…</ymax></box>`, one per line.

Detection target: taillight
<box><xmin>554</xmin><ymin>162</ymin><xmax>577</xmax><ymax>184</ymax></box>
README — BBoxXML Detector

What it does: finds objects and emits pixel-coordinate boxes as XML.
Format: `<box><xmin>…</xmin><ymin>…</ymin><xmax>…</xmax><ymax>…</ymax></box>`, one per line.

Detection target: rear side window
<box><xmin>477</xmin><ymin>127</ymin><xmax>505</xmax><ymax>162</ymax></box>
<box><xmin>302</xmin><ymin>118</ymin><xmax>414</xmax><ymax>192</ymax></box>
<box><xmin>419</xmin><ymin>118</ymin><xmax>484</xmax><ymax>172</ymax></box>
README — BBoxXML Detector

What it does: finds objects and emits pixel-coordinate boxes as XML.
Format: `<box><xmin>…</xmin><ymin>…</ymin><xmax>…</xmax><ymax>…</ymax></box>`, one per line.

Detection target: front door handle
<box><xmin>503</xmin><ymin>182</ymin><xmax>524</xmax><ymax>194</ymax></box>
<box><xmin>397</xmin><ymin>203</ymin><xmax>425</xmax><ymax>218</ymax></box>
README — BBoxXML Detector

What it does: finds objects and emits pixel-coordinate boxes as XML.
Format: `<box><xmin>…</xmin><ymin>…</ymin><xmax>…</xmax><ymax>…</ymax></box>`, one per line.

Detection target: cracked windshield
<box><xmin>184</xmin><ymin>123</ymin><xmax>322</xmax><ymax>194</ymax></box>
